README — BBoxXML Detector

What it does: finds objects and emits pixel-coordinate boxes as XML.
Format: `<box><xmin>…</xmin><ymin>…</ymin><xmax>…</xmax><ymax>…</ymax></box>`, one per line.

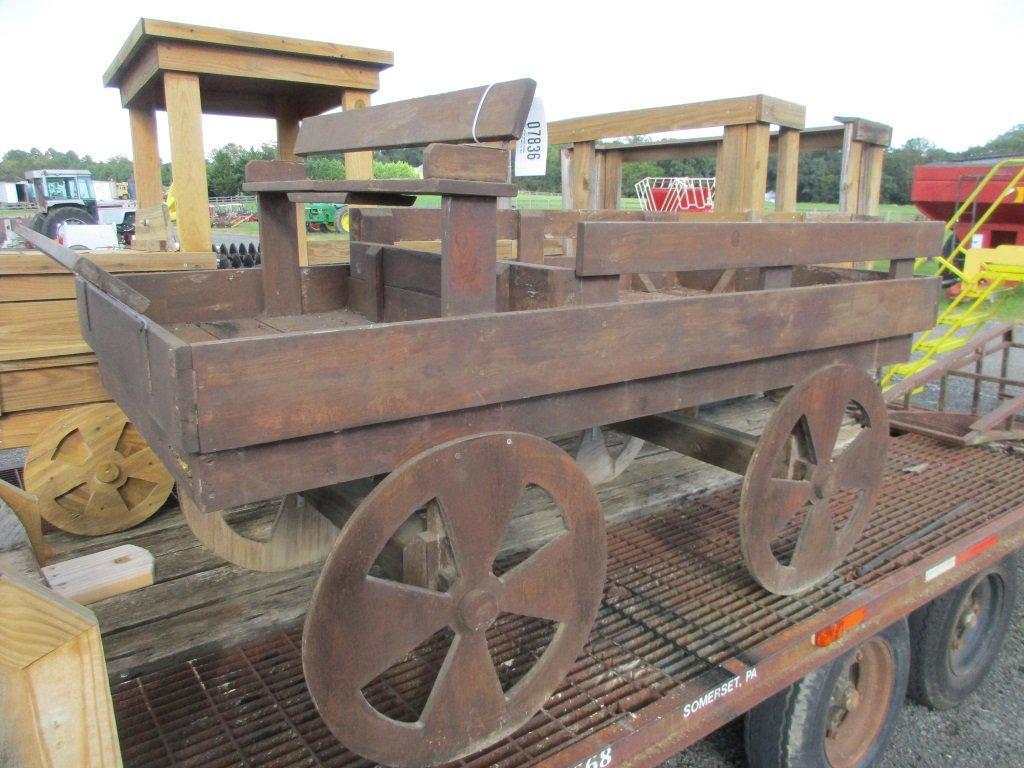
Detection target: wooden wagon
<box><xmin>18</xmin><ymin>79</ymin><xmax>941</xmax><ymax>768</ymax></box>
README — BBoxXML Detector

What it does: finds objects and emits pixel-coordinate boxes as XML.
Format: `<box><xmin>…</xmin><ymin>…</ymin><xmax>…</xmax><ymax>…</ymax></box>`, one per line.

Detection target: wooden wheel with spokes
<box><xmin>24</xmin><ymin>404</ymin><xmax>174</xmax><ymax>535</ymax></box>
<box><xmin>303</xmin><ymin>432</ymin><xmax>606</xmax><ymax>768</ymax></box>
<box><xmin>740</xmin><ymin>364</ymin><xmax>888</xmax><ymax>595</ymax></box>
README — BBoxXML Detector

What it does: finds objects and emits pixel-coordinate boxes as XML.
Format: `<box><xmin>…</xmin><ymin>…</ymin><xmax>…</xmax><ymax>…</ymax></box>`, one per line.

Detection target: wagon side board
<box><xmin>188</xmin><ymin>276</ymin><xmax>939</xmax><ymax>453</ymax></box>
<box><xmin>76</xmin><ymin>282</ymin><xmax>199</xmax><ymax>471</ymax></box>
<box><xmin>188</xmin><ymin>335</ymin><xmax>912</xmax><ymax>510</ymax></box>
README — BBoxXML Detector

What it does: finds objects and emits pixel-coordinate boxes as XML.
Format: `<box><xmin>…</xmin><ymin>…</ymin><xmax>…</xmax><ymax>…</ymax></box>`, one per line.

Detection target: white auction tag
<box><xmin>514</xmin><ymin>97</ymin><xmax>547</xmax><ymax>177</ymax></box>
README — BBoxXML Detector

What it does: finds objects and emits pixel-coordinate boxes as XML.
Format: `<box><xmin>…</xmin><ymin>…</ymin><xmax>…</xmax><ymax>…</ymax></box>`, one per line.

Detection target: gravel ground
<box><xmin>661</xmin><ymin>555</ymin><xmax>1024</xmax><ymax>768</ymax></box>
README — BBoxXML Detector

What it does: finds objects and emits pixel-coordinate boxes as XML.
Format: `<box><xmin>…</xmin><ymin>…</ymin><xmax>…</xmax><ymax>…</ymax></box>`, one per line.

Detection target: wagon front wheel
<box><xmin>303</xmin><ymin>432</ymin><xmax>606</xmax><ymax>768</ymax></box>
<box><xmin>740</xmin><ymin>364</ymin><xmax>888</xmax><ymax>595</ymax></box>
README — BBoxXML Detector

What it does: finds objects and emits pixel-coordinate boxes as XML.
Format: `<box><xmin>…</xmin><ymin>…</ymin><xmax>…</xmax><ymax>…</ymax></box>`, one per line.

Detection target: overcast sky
<box><xmin>1</xmin><ymin>0</ymin><xmax>1021</xmax><ymax>162</ymax></box>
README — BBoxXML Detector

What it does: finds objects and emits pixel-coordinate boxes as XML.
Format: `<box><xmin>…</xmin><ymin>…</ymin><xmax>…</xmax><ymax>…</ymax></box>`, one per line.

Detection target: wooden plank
<box><xmin>549</xmin><ymin>94</ymin><xmax>802</xmax><ymax>144</ymax></box>
<box><xmin>506</xmin><ymin>262</ymin><xmax>618</xmax><ymax>310</ymax></box>
<box><xmin>192</xmin><ymin>338</ymin><xmax>909</xmax><ymax>508</ymax></box>
<box><xmin>153</xmin><ymin>40</ymin><xmax>381</xmax><ymax>92</ymax></box>
<box><xmin>423</xmin><ymin>143</ymin><xmax>510</xmax><ymax>182</ymax></box>
<box><xmin>0</xmin><ymin>274</ymin><xmax>76</xmax><ymax>302</ymax></box>
<box><xmin>349</xmin><ymin>243</ymin><xmax>384</xmax><ymax>321</ymax></box>
<box><xmin>0</xmin><ymin>300</ymin><xmax>87</xmax><ymax>362</ymax></box>
<box><xmin>295</xmin><ymin>79</ymin><xmax>536</xmax><ymax>154</ymax></box>
<box><xmin>189</xmin><ymin>277</ymin><xmax>937</xmax><ymax>452</ymax></box>
<box><xmin>244</xmin><ymin>177</ymin><xmax>517</xmax><ymax>198</ymax></box>
<box><xmin>575</xmin><ymin>221</ymin><xmax>943</xmax><ymax>275</ymax></box>
<box><xmin>0</xmin><ymin>364</ymin><xmax>107</xmax><ymax>414</ymax></box>
<box><xmin>275</xmin><ymin>94</ymin><xmax>310</xmax><ymax>268</ymax></box>
<box><xmin>0</xmin><ymin>571</ymin><xmax>122</xmax><ymax>767</ymax></box>
<box><xmin>128</xmin><ymin>105</ymin><xmax>163</xmax><ymax>209</ymax></box>
<box><xmin>0</xmin><ymin>354</ymin><xmax>96</xmax><ymax>373</ymax></box>
<box><xmin>757</xmin><ymin>96</ymin><xmax>807</xmax><ymax>131</ymax></box>
<box><xmin>163</xmin><ymin>71</ymin><xmax>212</xmax><ymax>253</ymax></box>
<box><xmin>120</xmin><ymin>267</ymin><xmax>264</xmax><ymax>323</ymax></box>
<box><xmin>0</xmin><ymin>251</ymin><xmax>217</xmax><ymax>275</ymax></box>
<box><xmin>42</xmin><ymin>545</ymin><xmax>154</xmax><ymax>605</ymax></box>
<box><xmin>0</xmin><ymin>408</ymin><xmax>83</xmax><ymax>449</ymax></box>
<box><xmin>775</xmin><ymin>127</ymin><xmax>800</xmax><ymax>213</ymax></box>
<box><xmin>301</xmin><ymin>264</ymin><xmax>348</xmax><ymax>313</ymax></box>
<box><xmin>441</xmin><ymin>196</ymin><xmax>497</xmax><ymax>316</ymax></box>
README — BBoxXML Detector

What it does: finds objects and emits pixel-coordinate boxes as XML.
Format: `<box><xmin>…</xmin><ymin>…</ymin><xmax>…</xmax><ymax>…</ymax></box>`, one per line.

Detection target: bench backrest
<box><xmin>294</xmin><ymin>79</ymin><xmax>536</xmax><ymax>155</ymax></box>
<box><xmin>575</xmin><ymin>221</ymin><xmax>944</xmax><ymax>276</ymax></box>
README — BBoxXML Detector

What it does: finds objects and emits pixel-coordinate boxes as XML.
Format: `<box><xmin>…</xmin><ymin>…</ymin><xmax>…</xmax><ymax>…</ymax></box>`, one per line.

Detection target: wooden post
<box><xmin>742</xmin><ymin>122</ymin><xmax>771</xmax><ymax>214</ymax></box>
<box><xmin>838</xmin><ymin>121</ymin><xmax>864</xmax><ymax>215</ymax></box>
<box><xmin>163</xmin><ymin>72</ymin><xmax>212</xmax><ymax>253</ymax></box>
<box><xmin>0</xmin><ymin>570</ymin><xmax>123</xmax><ymax>767</ymax></box>
<box><xmin>341</xmin><ymin>90</ymin><xmax>374</xmax><ymax>180</ymax></box>
<box><xmin>275</xmin><ymin>95</ymin><xmax>309</xmax><ymax>266</ymax></box>
<box><xmin>440</xmin><ymin>196</ymin><xmax>497</xmax><ymax>316</ymax></box>
<box><xmin>127</xmin><ymin>104</ymin><xmax>162</xmax><ymax>210</ymax></box>
<box><xmin>858</xmin><ymin>144</ymin><xmax>885</xmax><ymax>217</ymax></box>
<box><xmin>601</xmin><ymin>150</ymin><xmax>623</xmax><ymax>210</ymax></box>
<box><xmin>258</xmin><ymin>192</ymin><xmax>305</xmax><ymax>315</ymax></box>
<box><xmin>570</xmin><ymin>141</ymin><xmax>598</xmax><ymax>210</ymax></box>
<box><xmin>775</xmin><ymin>127</ymin><xmax>801</xmax><ymax>213</ymax></box>
<box><xmin>715</xmin><ymin>125</ymin><xmax>747</xmax><ymax>212</ymax></box>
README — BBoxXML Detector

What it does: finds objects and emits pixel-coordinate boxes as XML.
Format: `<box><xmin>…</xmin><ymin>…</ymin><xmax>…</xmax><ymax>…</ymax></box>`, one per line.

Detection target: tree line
<box><xmin>2</xmin><ymin>124</ymin><xmax>1021</xmax><ymax>204</ymax></box>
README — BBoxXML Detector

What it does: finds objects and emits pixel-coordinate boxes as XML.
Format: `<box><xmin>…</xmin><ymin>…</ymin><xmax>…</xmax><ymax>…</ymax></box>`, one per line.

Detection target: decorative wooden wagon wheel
<box><xmin>23</xmin><ymin>403</ymin><xmax>174</xmax><ymax>536</ymax></box>
<box><xmin>740</xmin><ymin>364</ymin><xmax>888</xmax><ymax>595</ymax></box>
<box><xmin>179</xmin><ymin>491</ymin><xmax>339</xmax><ymax>572</ymax></box>
<box><xmin>303</xmin><ymin>432</ymin><xmax>606</xmax><ymax>768</ymax></box>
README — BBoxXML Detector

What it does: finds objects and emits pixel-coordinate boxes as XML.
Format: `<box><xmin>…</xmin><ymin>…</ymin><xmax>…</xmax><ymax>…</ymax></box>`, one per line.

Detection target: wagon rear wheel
<box><xmin>740</xmin><ymin>364</ymin><xmax>888</xmax><ymax>595</ymax></box>
<box><xmin>179</xmin><ymin>491</ymin><xmax>339</xmax><ymax>572</ymax></box>
<box><xmin>303</xmin><ymin>432</ymin><xmax>606</xmax><ymax>768</ymax></box>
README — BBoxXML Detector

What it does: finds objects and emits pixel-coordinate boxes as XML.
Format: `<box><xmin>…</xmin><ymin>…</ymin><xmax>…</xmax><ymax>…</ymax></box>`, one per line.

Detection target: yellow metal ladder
<box><xmin>882</xmin><ymin>158</ymin><xmax>1024</xmax><ymax>389</ymax></box>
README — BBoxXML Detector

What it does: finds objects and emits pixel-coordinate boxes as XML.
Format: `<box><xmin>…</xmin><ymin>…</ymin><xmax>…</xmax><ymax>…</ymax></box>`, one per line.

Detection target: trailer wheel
<box><xmin>745</xmin><ymin>619</ymin><xmax>910</xmax><ymax>768</ymax></box>
<box><xmin>908</xmin><ymin>552</ymin><xmax>1017</xmax><ymax>710</ymax></box>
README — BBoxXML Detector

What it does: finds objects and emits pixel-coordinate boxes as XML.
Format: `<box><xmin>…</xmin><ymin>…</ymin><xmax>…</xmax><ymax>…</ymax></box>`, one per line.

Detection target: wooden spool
<box><xmin>24</xmin><ymin>403</ymin><xmax>174</xmax><ymax>536</ymax></box>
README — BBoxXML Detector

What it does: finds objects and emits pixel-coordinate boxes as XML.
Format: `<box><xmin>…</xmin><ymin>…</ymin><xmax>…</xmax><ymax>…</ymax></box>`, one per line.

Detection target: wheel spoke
<box><xmin>791</xmin><ymin>502</ymin><xmax>837</xmax><ymax>571</ymax></box>
<box><xmin>338</xmin><ymin>576</ymin><xmax>454</xmax><ymax>689</ymax></box>
<box><xmin>120</xmin><ymin>449</ymin><xmax>171</xmax><ymax>484</ymax></box>
<box><xmin>86</xmin><ymin>484</ymin><xmax>130</xmax><ymax>520</ymax></box>
<box><xmin>35</xmin><ymin>462</ymin><xmax>90</xmax><ymax>500</ymax></box>
<box><xmin>764</xmin><ymin>478</ymin><xmax>813</xmax><ymax>538</ymax></box>
<box><xmin>80</xmin><ymin>420</ymin><xmax>126</xmax><ymax>457</ymax></box>
<box><xmin>831</xmin><ymin>429</ymin><xmax>880</xmax><ymax>491</ymax></box>
<box><xmin>439</xmin><ymin>442</ymin><xmax>524</xmax><ymax>581</ymax></box>
<box><xmin>804</xmin><ymin>383</ymin><xmax>846</xmax><ymax>465</ymax></box>
<box><xmin>422</xmin><ymin>630</ymin><xmax>505</xmax><ymax>732</ymax></box>
<box><xmin>501</xmin><ymin>533</ymin><xmax>579</xmax><ymax>623</ymax></box>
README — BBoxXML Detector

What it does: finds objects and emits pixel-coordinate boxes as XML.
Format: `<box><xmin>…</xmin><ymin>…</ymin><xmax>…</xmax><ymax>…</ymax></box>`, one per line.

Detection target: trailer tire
<box><xmin>28</xmin><ymin>213</ymin><xmax>45</xmax><ymax>233</ymax></box>
<box><xmin>908</xmin><ymin>552</ymin><xmax>1017</xmax><ymax>710</ymax></box>
<box><xmin>745</xmin><ymin>619</ymin><xmax>910</xmax><ymax>768</ymax></box>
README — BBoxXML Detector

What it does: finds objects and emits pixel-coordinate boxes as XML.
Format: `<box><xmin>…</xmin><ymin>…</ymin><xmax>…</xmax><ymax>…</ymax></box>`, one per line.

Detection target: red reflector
<box><xmin>813</xmin><ymin>606</ymin><xmax>868</xmax><ymax>647</ymax></box>
<box><xmin>957</xmin><ymin>534</ymin><xmax>998</xmax><ymax>565</ymax></box>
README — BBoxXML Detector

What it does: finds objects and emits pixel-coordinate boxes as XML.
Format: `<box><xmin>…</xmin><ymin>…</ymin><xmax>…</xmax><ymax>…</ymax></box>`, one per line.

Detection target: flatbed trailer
<box><xmin>110</xmin><ymin>432</ymin><xmax>1024</xmax><ymax>768</ymax></box>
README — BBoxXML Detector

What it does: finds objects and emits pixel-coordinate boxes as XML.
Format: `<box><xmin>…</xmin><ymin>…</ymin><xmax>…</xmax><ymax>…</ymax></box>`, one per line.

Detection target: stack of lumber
<box><xmin>0</xmin><ymin>249</ymin><xmax>217</xmax><ymax>450</ymax></box>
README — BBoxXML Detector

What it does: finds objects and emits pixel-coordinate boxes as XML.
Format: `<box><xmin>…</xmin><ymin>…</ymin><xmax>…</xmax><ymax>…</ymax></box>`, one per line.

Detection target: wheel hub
<box><xmin>94</xmin><ymin>459</ymin><xmax>122</xmax><ymax>485</ymax></box>
<box><xmin>458</xmin><ymin>588</ymin><xmax>500</xmax><ymax>632</ymax></box>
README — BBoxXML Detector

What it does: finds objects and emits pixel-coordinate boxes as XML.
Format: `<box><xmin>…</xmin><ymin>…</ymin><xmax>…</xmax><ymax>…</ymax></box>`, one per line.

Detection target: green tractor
<box><xmin>304</xmin><ymin>202</ymin><xmax>349</xmax><ymax>233</ymax></box>
<box><xmin>25</xmin><ymin>169</ymin><xmax>99</xmax><ymax>238</ymax></box>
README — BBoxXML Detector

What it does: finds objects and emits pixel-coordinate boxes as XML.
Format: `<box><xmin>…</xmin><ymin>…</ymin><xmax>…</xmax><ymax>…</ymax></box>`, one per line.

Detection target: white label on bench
<box><xmin>515</xmin><ymin>97</ymin><xmax>548</xmax><ymax>177</ymax></box>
